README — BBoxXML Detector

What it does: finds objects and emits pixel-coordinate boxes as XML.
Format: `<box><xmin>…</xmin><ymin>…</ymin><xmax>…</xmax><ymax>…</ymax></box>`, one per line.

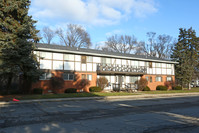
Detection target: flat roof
<box><xmin>35</xmin><ymin>43</ymin><xmax>178</xmax><ymax>64</ymax></box>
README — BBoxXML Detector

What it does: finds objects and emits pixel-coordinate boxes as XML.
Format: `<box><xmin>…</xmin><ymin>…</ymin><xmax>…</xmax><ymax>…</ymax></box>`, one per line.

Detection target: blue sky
<box><xmin>29</xmin><ymin>0</ymin><xmax>199</xmax><ymax>48</ymax></box>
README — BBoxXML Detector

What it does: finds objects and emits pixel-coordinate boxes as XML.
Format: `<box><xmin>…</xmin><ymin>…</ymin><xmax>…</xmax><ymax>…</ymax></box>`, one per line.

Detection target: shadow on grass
<box><xmin>0</xmin><ymin>92</ymin><xmax>140</xmax><ymax>102</ymax></box>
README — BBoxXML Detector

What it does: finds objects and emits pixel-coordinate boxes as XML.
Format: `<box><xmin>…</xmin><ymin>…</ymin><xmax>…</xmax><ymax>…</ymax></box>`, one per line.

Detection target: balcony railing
<box><xmin>97</xmin><ymin>63</ymin><xmax>147</xmax><ymax>75</ymax></box>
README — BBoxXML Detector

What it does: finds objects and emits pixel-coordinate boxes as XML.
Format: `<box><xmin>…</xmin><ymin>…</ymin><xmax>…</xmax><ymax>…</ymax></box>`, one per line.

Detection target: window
<box><xmin>87</xmin><ymin>74</ymin><xmax>92</xmax><ymax>81</ymax></box>
<box><xmin>39</xmin><ymin>73</ymin><xmax>53</xmax><ymax>80</ymax></box>
<box><xmin>166</xmin><ymin>77</ymin><xmax>172</xmax><ymax>81</ymax></box>
<box><xmin>156</xmin><ymin>76</ymin><xmax>162</xmax><ymax>82</ymax></box>
<box><xmin>81</xmin><ymin>56</ymin><xmax>86</xmax><ymax>64</ymax></box>
<box><xmin>150</xmin><ymin>77</ymin><xmax>153</xmax><ymax>82</ymax></box>
<box><xmin>62</xmin><ymin>73</ymin><xmax>74</xmax><ymax>80</ymax></box>
<box><xmin>82</xmin><ymin>74</ymin><xmax>86</xmax><ymax>79</ymax></box>
<box><xmin>86</xmin><ymin>56</ymin><xmax>93</xmax><ymax>62</ymax></box>
<box><xmin>146</xmin><ymin>76</ymin><xmax>152</xmax><ymax>83</ymax></box>
<box><xmin>149</xmin><ymin>62</ymin><xmax>152</xmax><ymax>68</ymax></box>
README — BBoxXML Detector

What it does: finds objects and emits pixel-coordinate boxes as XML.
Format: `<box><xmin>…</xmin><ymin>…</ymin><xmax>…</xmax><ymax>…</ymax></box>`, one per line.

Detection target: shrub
<box><xmin>143</xmin><ymin>86</ymin><xmax>150</xmax><ymax>91</ymax></box>
<box><xmin>173</xmin><ymin>86</ymin><xmax>182</xmax><ymax>90</ymax></box>
<box><xmin>65</xmin><ymin>88</ymin><xmax>77</xmax><ymax>93</ymax></box>
<box><xmin>137</xmin><ymin>78</ymin><xmax>148</xmax><ymax>91</ymax></box>
<box><xmin>156</xmin><ymin>85</ymin><xmax>168</xmax><ymax>91</ymax></box>
<box><xmin>33</xmin><ymin>88</ymin><xmax>43</xmax><ymax>94</ymax></box>
<box><xmin>50</xmin><ymin>76</ymin><xmax>65</xmax><ymax>92</ymax></box>
<box><xmin>89</xmin><ymin>86</ymin><xmax>102</xmax><ymax>92</ymax></box>
<box><xmin>97</xmin><ymin>77</ymin><xmax>108</xmax><ymax>90</ymax></box>
<box><xmin>164</xmin><ymin>81</ymin><xmax>175</xmax><ymax>89</ymax></box>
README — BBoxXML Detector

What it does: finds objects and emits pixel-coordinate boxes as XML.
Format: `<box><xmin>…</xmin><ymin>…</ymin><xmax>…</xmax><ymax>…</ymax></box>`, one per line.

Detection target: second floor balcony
<box><xmin>97</xmin><ymin>63</ymin><xmax>147</xmax><ymax>75</ymax></box>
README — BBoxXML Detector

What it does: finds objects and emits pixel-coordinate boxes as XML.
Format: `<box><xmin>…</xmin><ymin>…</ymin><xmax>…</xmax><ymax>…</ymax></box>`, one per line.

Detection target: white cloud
<box><xmin>30</xmin><ymin>0</ymin><xmax>158</xmax><ymax>26</ymax></box>
<box><xmin>105</xmin><ymin>29</ymin><xmax>123</xmax><ymax>37</ymax></box>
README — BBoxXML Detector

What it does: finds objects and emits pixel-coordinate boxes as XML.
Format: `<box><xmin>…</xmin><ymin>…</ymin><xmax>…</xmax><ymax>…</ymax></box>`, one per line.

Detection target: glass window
<box><xmin>167</xmin><ymin>77</ymin><xmax>172</xmax><ymax>81</ymax></box>
<box><xmin>81</xmin><ymin>56</ymin><xmax>86</xmax><ymax>64</ymax></box>
<box><xmin>87</xmin><ymin>74</ymin><xmax>92</xmax><ymax>81</ymax></box>
<box><xmin>40</xmin><ymin>60</ymin><xmax>52</xmax><ymax>69</ymax></box>
<box><xmin>64</xmin><ymin>61</ymin><xmax>74</xmax><ymax>70</ymax></box>
<box><xmin>150</xmin><ymin>77</ymin><xmax>152</xmax><ymax>82</ymax></box>
<box><xmin>149</xmin><ymin>62</ymin><xmax>152</xmax><ymax>68</ymax></box>
<box><xmin>53</xmin><ymin>61</ymin><xmax>63</xmax><ymax>70</ymax></box>
<box><xmin>130</xmin><ymin>77</ymin><xmax>138</xmax><ymax>83</ymax></box>
<box><xmin>86</xmin><ymin>56</ymin><xmax>93</xmax><ymax>62</ymax></box>
<box><xmin>62</xmin><ymin>73</ymin><xmax>74</xmax><ymax>80</ymax></box>
<box><xmin>40</xmin><ymin>73</ymin><xmax>53</xmax><ymax>80</ymax></box>
<box><xmin>82</xmin><ymin>74</ymin><xmax>86</xmax><ymax>79</ymax></box>
<box><xmin>156</xmin><ymin>76</ymin><xmax>162</xmax><ymax>82</ymax></box>
<box><xmin>145</xmin><ymin>76</ymin><xmax>149</xmax><ymax>81</ymax></box>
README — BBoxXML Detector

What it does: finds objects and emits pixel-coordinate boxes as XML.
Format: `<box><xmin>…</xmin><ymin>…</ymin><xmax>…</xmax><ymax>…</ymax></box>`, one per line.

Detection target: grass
<box><xmin>140</xmin><ymin>87</ymin><xmax>199</xmax><ymax>94</ymax></box>
<box><xmin>0</xmin><ymin>92</ymin><xmax>139</xmax><ymax>101</ymax></box>
<box><xmin>1</xmin><ymin>88</ymin><xmax>199</xmax><ymax>101</ymax></box>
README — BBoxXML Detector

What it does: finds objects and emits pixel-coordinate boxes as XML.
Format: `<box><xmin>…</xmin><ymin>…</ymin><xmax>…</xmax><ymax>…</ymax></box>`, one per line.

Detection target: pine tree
<box><xmin>171</xmin><ymin>28</ymin><xmax>199</xmax><ymax>89</ymax></box>
<box><xmin>0</xmin><ymin>0</ymin><xmax>41</xmax><ymax>93</ymax></box>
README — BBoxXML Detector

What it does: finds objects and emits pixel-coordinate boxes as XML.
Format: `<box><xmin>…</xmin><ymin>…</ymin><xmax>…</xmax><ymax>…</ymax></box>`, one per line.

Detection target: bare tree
<box><xmin>102</xmin><ymin>34</ymin><xmax>137</xmax><ymax>54</ymax></box>
<box><xmin>56</xmin><ymin>24</ymin><xmax>91</xmax><ymax>48</ymax></box>
<box><xmin>136</xmin><ymin>32</ymin><xmax>174</xmax><ymax>59</ymax></box>
<box><xmin>42</xmin><ymin>27</ymin><xmax>55</xmax><ymax>44</ymax></box>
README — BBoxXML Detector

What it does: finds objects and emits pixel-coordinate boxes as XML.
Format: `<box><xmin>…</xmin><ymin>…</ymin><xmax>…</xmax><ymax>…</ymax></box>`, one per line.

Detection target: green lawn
<box><xmin>1</xmin><ymin>88</ymin><xmax>199</xmax><ymax>101</ymax></box>
<box><xmin>0</xmin><ymin>92</ymin><xmax>139</xmax><ymax>101</ymax></box>
<box><xmin>140</xmin><ymin>87</ymin><xmax>199</xmax><ymax>94</ymax></box>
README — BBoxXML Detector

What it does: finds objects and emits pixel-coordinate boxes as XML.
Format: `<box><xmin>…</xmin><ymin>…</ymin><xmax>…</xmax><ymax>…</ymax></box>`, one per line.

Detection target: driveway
<box><xmin>1</xmin><ymin>95</ymin><xmax>199</xmax><ymax>133</ymax></box>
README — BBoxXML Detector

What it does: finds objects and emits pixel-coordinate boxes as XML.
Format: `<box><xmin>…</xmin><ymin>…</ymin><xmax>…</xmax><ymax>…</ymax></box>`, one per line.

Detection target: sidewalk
<box><xmin>1</xmin><ymin>92</ymin><xmax>199</xmax><ymax>105</ymax></box>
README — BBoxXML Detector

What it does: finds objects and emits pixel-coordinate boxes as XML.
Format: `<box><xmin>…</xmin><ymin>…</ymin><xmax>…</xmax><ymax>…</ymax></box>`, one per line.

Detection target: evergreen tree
<box><xmin>171</xmin><ymin>28</ymin><xmax>199</xmax><ymax>89</ymax></box>
<box><xmin>0</xmin><ymin>0</ymin><xmax>41</xmax><ymax>93</ymax></box>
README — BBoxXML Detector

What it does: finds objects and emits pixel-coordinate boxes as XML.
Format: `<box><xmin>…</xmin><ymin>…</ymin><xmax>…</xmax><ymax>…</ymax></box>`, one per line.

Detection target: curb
<box><xmin>1</xmin><ymin>93</ymin><xmax>199</xmax><ymax>105</ymax></box>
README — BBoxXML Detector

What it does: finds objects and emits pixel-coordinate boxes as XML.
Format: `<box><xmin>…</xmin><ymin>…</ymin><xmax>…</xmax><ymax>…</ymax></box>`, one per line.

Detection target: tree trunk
<box><xmin>188</xmin><ymin>83</ymin><xmax>191</xmax><ymax>90</ymax></box>
<box><xmin>5</xmin><ymin>74</ymin><xmax>13</xmax><ymax>94</ymax></box>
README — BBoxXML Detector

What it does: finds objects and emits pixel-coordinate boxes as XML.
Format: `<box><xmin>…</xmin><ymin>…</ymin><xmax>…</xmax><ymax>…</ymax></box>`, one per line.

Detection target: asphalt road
<box><xmin>1</xmin><ymin>95</ymin><xmax>199</xmax><ymax>133</ymax></box>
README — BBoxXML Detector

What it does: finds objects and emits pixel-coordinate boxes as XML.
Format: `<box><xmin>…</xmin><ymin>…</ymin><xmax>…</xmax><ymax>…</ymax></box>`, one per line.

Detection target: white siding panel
<box><xmin>40</xmin><ymin>52</ymin><xmax>52</xmax><ymax>59</ymax></box>
<box><xmin>116</xmin><ymin>59</ymin><xmax>121</xmax><ymax>65</ymax></box>
<box><xmin>75</xmin><ymin>55</ymin><xmax>81</xmax><ymax>61</ymax></box>
<box><xmin>53</xmin><ymin>61</ymin><xmax>63</xmax><ymax>70</ymax></box>
<box><xmin>162</xmin><ymin>68</ymin><xmax>167</xmax><ymax>75</ymax></box>
<box><xmin>64</xmin><ymin>61</ymin><xmax>74</xmax><ymax>70</ymax></box>
<box><xmin>87</xmin><ymin>63</ymin><xmax>92</xmax><ymax>71</ymax></box>
<box><xmin>153</xmin><ymin>68</ymin><xmax>156</xmax><ymax>74</ymax></box>
<box><xmin>156</xmin><ymin>68</ymin><xmax>161</xmax><ymax>74</ymax></box>
<box><xmin>122</xmin><ymin>60</ymin><xmax>126</xmax><ymax>65</ymax></box>
<box><xmin>40</xmin><ymin>60</ymin><xmax>52</xmax><ymax>69</ymax></box>
<box><xmin>93</xmin><ymin>57</ymin><xmax>101</xmax><ymax>63</ymax></box>
<box><xmin>152</xmin><ymin>62</ymin><xmax>156</xmax><ymax>67</ymax></box>
<box><xmin>53</xmin><ymin>53</ymin><xmax>63</xmax><ymax>60</ymax></box>
<box><xmin>75</xmin><ymin>62</ymin><xmax>81</xmax><ymax>71</ymax></box>
<box><xmin>140</xmin><ymin>61</ymin><xmax>145</xmax><ymax>66</ymax></box>
<box><xmin>112</xmin><ymin>58</ymin><xmax>116</xmax><ymax>64</ymax></box>
<box><xmin>167</xmin><ymin>69</ymin><xmax>172</xmax><ymax>75</ymax></box>
<box><xmin>82</xmin><ymin>64</ymin><xmax>86</xmax><ymax>71</ymax></box>
<box><xmin>93</xmin><ymin>63</ymin><xmax>97</xmax><ymax>72</ymax></box>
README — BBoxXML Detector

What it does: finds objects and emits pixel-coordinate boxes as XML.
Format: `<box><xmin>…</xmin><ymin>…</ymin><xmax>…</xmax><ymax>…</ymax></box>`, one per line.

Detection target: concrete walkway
<box><xmin>1</xmin><ymin>92</ymin><xmax>199</xmax><ymax>105</ymax></box>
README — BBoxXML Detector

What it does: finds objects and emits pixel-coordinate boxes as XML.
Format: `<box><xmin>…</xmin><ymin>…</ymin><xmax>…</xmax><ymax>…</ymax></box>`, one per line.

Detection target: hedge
<box><xmin>156</xmin><ymin>85</ymin><xmax>168</xmax><ymax>91</ymax></box>
<box><xmin>32</xmin><ymin>88</ymin><xmax>43</xmax><ymax>94</ymax></box>
<box><xmin>65</xmin><ymin>88</ymin><xmax>77</xmax><ymax>93</ymax></box>
<box><xmin>143</xmin><ymin>86</ymin><xmax>150</xmax><ymax>91</ymax></box>
<box><xmin>172</xmin><ymin>86</ymin><xmax>182</xmax><ymax>90</ymax></box>
<box><xmin>89</xmin><ymin>86</ymin><xmax>102</xmax><ymax>92</ymax></box>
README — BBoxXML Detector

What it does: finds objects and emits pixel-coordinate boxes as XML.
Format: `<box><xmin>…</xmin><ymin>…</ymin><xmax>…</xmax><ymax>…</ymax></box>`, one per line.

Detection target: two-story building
<box><xmin>32</xmin><ymin>43</ymin><xmax>177</xmax><ymax>93</ymax></box>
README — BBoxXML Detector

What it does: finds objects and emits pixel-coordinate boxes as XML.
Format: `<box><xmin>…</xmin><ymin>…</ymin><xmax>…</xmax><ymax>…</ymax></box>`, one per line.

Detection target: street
<box><xmin>1</xmin><ymin>95</ymin><xmax>199</xmax><ymax>133</ymax></box>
